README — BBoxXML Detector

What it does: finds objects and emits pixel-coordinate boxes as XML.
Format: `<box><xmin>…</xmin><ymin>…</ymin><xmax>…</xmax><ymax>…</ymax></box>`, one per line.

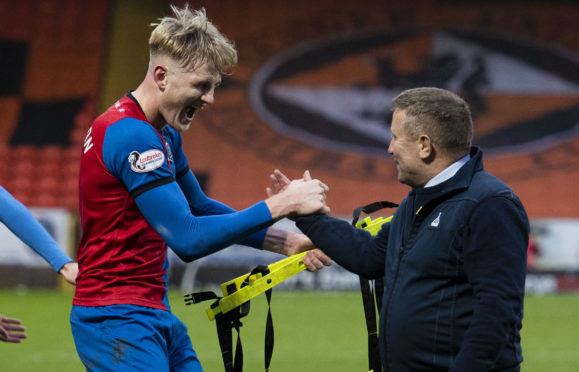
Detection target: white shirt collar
<box><xmin>424</xmin><ymin>154</ymin><xmax>471</xmax><ymax>188</ymax></box>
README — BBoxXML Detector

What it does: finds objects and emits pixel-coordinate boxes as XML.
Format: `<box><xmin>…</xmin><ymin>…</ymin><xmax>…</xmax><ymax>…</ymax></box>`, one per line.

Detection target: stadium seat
<box><xmin>11</xmin><ymin>158</ymin><xmax>35</xmax><ymax>179</ymax></box>
<box><xmin>5</xmin><ymin>177</ymin><xmax>34</xmax><ymax>205</ymax></box>
<box><xmin>12</xmin><ymin>145</ymin><xmax>37</xmax><ymax>164</ymax></box>
<box><xmin>40</xmin><ymin>145</ymin><xmax>65</xmax><ymax>162</ymax></box>
<box><xmin>30</xmin><ymin>192</ymin><xmax>59</xmax><ymax>207</ymax></box>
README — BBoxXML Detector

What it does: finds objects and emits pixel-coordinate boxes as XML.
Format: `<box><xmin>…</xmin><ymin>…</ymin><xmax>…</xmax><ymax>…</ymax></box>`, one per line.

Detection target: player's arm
<box><xmin>175</xmin><ymin>167</ymin><xmax>332</xmax><ymax>272</ymax></box>
<box><xmin>135</xmin><ymin>176</ymin><xmax>329</xmax><ymax>262</ymax></box>
<box><xmin>0</xmin><ymin>186</ymin><xmax>76</xmax><ymax>284</ymax></box>
<box><xmin>105</xmin><ymin>121</ymin><xmax>329</xmax><ymax>262</ymax></box>
<box><xmin>134</xmin><ymin>181</ymin><xmax>274</xmax><ymax>262</ymax></box>
<box><xmin>176</xmin><ymin>168</ymin><xmax>267</xmax><ymax>248</ymax></box>
<box><xmin>169</xmin><ymin>125</ymin><xmax>272</xmax><ymax>248</ymax></box>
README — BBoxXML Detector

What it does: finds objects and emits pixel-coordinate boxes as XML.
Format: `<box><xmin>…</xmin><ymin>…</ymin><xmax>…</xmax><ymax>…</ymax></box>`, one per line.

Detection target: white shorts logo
<box><xmin>128</xmin><ymin>149</ymin><xmax>165</xmax><ymax>173</ymax></box>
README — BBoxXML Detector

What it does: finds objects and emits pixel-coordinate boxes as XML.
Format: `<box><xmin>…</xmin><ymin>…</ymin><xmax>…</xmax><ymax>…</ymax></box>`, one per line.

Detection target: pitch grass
<box><xmin>0</xmin><ymin>289</ymin><xmax>578</xmax><ymax>371</ymax></box>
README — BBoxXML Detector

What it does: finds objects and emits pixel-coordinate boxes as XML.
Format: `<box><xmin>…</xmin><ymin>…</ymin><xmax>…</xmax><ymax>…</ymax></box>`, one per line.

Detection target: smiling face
<box><xmin>388</xmin><ymin>109</ymin><xmax>425</xmax><ymax>187</ymax></box>
<box><xmin>157</xmin><ymin>60</ymin><xmax>221</xmax><ymax>132</ymax></box>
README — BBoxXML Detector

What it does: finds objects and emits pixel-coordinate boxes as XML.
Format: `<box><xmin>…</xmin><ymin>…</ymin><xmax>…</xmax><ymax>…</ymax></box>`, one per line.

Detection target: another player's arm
<box><xmin>0</xmin><ymin>314</ymin><xmax>27</xmax><ymax>343</ymax></box>
<box><xmin>0</xmin><ymin>186</ymin><xmax>77</xmax><ymax>284</ymax></box>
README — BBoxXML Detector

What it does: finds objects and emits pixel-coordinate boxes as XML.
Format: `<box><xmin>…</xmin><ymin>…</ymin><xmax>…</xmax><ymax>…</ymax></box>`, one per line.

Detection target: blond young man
<box><xmin>70</xmin><ymin>6</ymin><xmax>330</xmax><ymax>371</ymax></box>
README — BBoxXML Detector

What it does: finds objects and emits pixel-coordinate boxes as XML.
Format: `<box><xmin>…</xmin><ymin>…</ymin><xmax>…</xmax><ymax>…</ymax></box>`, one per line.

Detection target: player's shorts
<box><xmin>70</xmin><ymin>304</ymin><xmax>202</xmax><ymax>372</ymax></box>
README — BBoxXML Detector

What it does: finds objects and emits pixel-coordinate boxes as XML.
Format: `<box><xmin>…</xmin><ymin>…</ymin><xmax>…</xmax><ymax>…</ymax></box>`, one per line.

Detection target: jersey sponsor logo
<box><xmin>128</xmin><ymin>149</ymin><xmax>165</xmax><ymax>173</ymax></box>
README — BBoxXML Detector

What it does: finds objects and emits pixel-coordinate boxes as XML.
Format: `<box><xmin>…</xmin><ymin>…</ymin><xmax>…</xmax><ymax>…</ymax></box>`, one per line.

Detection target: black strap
<box><xmin>352</xmin><ymin>201</ymin><xmax>398</xmax><ymax>372</ymax></box>
<box><xmin>359</xmin><ymin>277</ymin><xmax>383</xmax><ymax>372</ymax></box>
<box><xmin>264</xmin><ymin>288</ymin><xmax>274</xmax><ymax>372</ymax></box>
<box><xmin>215</xmin><ymin>311</ymin><xmax>238</xmax><ymax>372</ymax></box>
<box><xmin>185</xmin><ymin>265</ymin><xmax>273</xmax><ymax>372</ymax></box>
<box><xmin>234</xmin><ymin>265</ymin><xmax>272</xmax><ymax>372</ymax></box>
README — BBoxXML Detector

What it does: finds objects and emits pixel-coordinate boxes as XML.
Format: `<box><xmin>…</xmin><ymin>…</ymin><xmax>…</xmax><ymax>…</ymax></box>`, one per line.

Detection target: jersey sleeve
<box><xmin>176</xmin><ymin>169</ymin><xmax>267</xmax><ymax>248</ymax></box>
<box><xmin>102</xmin><ymin>118</ymin><xmax>174</xmax><ymax>195</ymax></box>
<box><xmin>0</xmin><ymin>186</ymin><xmax>73</xmax><ymax>272</ymax></box>
<box><xmin>135</xmin><ymin>182</ymin><xmax>273</xmax><ymax>262</ymax></box>
<box><xmin>164</xmin><ymin>126</ymin><xmax>267</xmax><ymax>248</ymax></box>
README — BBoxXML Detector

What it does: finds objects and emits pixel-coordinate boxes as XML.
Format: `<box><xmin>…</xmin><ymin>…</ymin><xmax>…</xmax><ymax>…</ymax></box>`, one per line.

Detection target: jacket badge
<box><xmin>430</xmin><ymin>212</ymin><xmax>442</xmax><ymax>227</ymax></box>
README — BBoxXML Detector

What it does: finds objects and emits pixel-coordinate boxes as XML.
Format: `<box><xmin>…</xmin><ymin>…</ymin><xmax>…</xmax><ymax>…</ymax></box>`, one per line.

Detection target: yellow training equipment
<box><xmin>205</xmin><ymin>251</ymin><xmax>308</xmax><ymax>320</ymax></box>
<box><xmin>202</xmin><ymin>215</ymin><xmax>391</xmax><ymax>321</ymax></box>
<box><xmin>355</xmin><ymin>216</ymin><xmax>392</xmax><ymax>236</ymax></box>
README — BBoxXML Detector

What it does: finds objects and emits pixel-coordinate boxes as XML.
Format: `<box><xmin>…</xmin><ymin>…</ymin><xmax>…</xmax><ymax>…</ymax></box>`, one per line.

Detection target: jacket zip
<box><xmin>382</xmin><ymin>244</ymin><xmax>406</xmax><ymax>372</ymax></box>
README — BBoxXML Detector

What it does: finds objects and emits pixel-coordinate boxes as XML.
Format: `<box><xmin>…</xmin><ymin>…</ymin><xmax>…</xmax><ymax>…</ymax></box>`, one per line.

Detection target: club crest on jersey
<box><xmin>128</xmin><ymin>149</ymin><xmax>165</xmax><ymax>173</ymax></box>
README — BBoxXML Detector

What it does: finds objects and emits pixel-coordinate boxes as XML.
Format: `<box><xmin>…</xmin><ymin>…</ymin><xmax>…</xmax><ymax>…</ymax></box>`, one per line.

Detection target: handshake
<box><xmin>264</xmin><ymin>169</ymin><xmax>330</xmax><ymax>220</ymax></box>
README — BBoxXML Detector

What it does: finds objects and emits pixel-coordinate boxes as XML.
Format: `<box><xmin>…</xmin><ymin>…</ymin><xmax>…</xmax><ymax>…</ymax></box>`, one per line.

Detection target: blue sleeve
<box><xmin>0</xmin><ymin>186</ymin><xmax>72</xmax><ymax>272</ymax></box>
<box><xmin>450</xmin><ymin>196</ymin><xmax>528</xmax><ymax>371</ymax></box>
<box><xmin>296</xmin><ymin>214</ymin><xmax>388</xmax><ymax>278</ymax></box>
<box><xmin>103</xmin><ymin>118</ymin><xmax>174</xmax><ymax>193</ymax></box>
<box><xmin>176</xmin><ymin>169</ymin><xmax>267</xmax><ymax>248</ymax></box>
<box><xmin>134</xmin><ymin>182</ymin><xmax>273</xmax><ymax>262</ymax></box>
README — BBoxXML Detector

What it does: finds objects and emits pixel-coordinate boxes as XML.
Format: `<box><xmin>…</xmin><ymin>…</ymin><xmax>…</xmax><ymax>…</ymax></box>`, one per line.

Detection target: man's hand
<box><xmin>266</xmin><ymin>169</ymin><xmax>291</xmax><ymax>197</ymax></box>
<box><xmin>302</xmin><ymin>249</ymin><xmax>333</xmax><ymax>271</ymax></box>
<box><xmin>263</xmin><ymin>228</ymin><xmax>332</xmax><ymax>272</ymax></box>
<box><xmin>59</xmin><ymin>262</ymin><xmax>78</xmax><ymax>285</ymax></box>
<box><xmin>265</xmin><ymin>170</ymin><xmax>330</xmax><ymax>219</ymax></box>
<box><xmin>0</xmin><ymin>314</ymin><xmax>27</xmax><ymax>343</ymax></box>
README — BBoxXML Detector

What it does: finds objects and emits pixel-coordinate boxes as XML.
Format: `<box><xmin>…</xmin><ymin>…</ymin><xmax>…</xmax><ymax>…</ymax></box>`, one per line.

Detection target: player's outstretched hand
<box><xmin>265</xmin><ymin>170</ymin><xmax>330</xmax><ymax>219</ymax></box>
<box><xmin>266</xmin><ymin>169</ymin><xmax>291</xmax><ymax>197</ymax></box>
<box><xmin>0</xmin><ymin>314</ymin><xmax>27</xmax><ymax>343</ymax></box>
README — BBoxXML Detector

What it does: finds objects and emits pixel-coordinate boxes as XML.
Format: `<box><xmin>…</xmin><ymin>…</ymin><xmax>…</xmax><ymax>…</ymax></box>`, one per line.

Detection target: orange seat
<box><xmin>30</xmin><ymin>192</ymin><xmax>59</xmax><ymax>207</ymax></box>
<box><xmin>37</xmin><ymin>176</ymin><xmax>61</xmax><ymax>193</ymax></box>
<box><xmin>10</xmin><ymin>160</ymin><xmax>35</xmax><ymax>179</ymax></box>
<box><xmin>39</xmin><ymin>145</ymin><xmax>65</xmax><ymax>163</ymax></box>
<box><xmin>37</xmin><ymin>161</ymin><xmax>64</xmax><ymax>179</ymax></box>
<box><xmin>12</xmin><ymin>145</ymin><xmax>38</xmax><ymax>164</ymax></box>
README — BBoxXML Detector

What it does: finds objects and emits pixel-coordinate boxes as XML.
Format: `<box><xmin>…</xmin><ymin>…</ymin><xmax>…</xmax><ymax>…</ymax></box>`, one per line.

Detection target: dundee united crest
<box><xmin>203</xmin><ymin>27</ymin><xmax>579</xmax><ymax>180</ymax></box>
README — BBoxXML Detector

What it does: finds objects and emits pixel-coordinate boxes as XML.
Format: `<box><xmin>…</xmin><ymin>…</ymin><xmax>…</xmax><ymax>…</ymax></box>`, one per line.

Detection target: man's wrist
<box><xmin>265</xmin><ymin>193</ymin><xmax>295</xmax><ymax>220</ymax></box>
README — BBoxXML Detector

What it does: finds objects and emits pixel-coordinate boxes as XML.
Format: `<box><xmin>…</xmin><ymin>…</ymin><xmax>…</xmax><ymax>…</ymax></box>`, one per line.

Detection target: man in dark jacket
<box><xmin>271</xmin><ymin>87</ymin><xmax>529</xmax><ymax>371</ymax></box>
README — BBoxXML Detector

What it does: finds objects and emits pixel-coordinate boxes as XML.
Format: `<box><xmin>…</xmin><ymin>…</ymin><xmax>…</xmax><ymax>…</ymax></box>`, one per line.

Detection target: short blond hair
<box><xmin>149</xmin><ymin>5</ymin><xmax>237</xmax><ymax>73</ymax></box>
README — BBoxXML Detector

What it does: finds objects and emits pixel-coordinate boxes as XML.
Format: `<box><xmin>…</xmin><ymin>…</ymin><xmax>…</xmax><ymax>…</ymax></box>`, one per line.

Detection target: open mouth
<box><xmin>184</xmin><ymin>106</ymin><xmax>196</xmax><ymax>121</ymax></box>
